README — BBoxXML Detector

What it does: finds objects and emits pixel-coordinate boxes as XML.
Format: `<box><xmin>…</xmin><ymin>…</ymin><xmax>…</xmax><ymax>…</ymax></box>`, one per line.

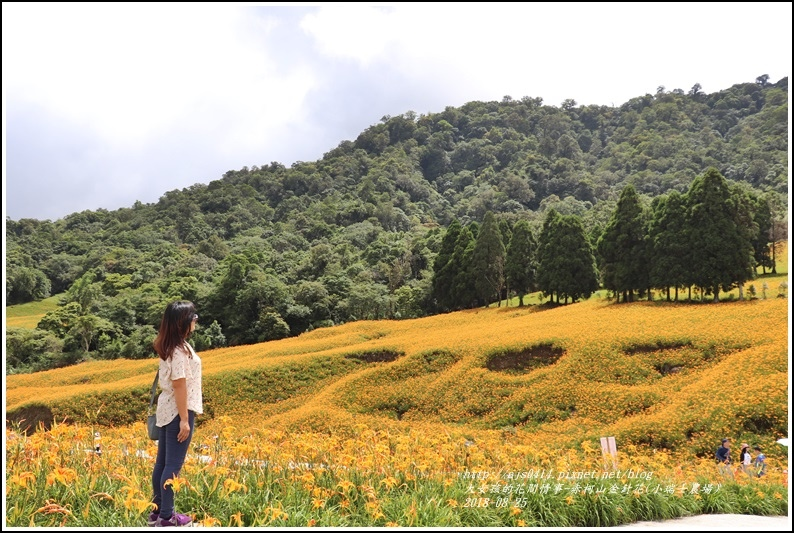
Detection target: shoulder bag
<box><xmin>147</xmin><ymin>370</ymin><xmax>160</xmax><ymax>440</ymax></box>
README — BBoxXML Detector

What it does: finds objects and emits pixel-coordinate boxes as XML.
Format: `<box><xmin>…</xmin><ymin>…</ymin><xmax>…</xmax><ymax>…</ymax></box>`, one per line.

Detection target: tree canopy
<box><xmin>6</xmin><ymin>76</ymin><xmax>788</xmax><ymax>373</ymax></box>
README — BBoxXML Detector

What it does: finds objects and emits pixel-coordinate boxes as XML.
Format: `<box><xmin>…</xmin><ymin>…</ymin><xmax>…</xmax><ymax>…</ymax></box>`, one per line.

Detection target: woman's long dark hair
<box><xmin>153</xmin><ymin>301</ymin><xmax>196</xmax><ymax>361</ymax></box>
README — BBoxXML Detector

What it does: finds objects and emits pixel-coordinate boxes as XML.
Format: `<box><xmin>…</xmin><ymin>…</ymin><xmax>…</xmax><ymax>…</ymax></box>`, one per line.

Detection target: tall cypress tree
<box><xmin>505</xmin><ymin>219</ymin><xmax>537</xmax><ymax>306</ymax></box>
<box><xmin>497</xmin><ymin>218</ymin><xmax>513</xmax><ymax>303</ymax></box>
<box><xmin>449</xmin><ymin>226</ymin><xmax>477</xmax><ymax>309</ymax></box>
<box><xmin>537</xmin><ymin>209</ymin><xmax>599</xmax><ymax>304</ymax></box>
<box><xmin>727</xmin><ymin>184</ymin><xmax>759</xmax><ymax>300</ymax></box>
<box><xmin>686</xmin><ymin>168</ymin><xmax>755</xmax><ymax>302</ymax></box>
<box><xmin>431</xmin><ymin>219</ymin><xmax>462</xmax><ymax>311</ymax></box>
<box><xmin>498</xmin><ymin>219</ymin><xmax>513</xmax><ymax>250</ymax></box>
<box><xmin>557</xmin><ymin>214</ymin><xmax>600</xmax><ymax>303</ymax></box>
<box><xmin>751</xmin><ymin>194</ymin><xmax>774</xmax><ymax>274</ymax></box>
<box><xmin>471</xmin><ymin>211</ymin><xmax>506</xmax><ymax>307</ymax></box>
<box><xmin>648</xmin><ymin>191</ymin><xmax>688</xmax><ymax>301</ymax></box>
<box><xmin>537</xmin><ymin>209</ymin><xmax>564</xmax><ymax>303</ymax></box>
<box><xmin>597</xmin><ymin>184</ymin><xmax>648</xmax><ymax>302</ymax></box>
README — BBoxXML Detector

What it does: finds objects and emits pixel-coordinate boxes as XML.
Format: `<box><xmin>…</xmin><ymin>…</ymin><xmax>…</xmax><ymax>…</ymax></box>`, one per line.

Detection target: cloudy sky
<box><xmin>3</xmin><ymin>2</ymin><xmax>791</xmax><ymax>221</ymax></box>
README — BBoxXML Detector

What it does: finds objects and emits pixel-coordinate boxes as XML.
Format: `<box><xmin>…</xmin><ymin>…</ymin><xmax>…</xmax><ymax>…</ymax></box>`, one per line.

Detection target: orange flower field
<box><xmin>5</xmin><ymin>278</ymin><xmax>790</xmax><ymax>526</ymax></box>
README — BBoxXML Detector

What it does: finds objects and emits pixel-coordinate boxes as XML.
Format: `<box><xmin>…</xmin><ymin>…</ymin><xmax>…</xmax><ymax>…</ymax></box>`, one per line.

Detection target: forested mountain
<box><xmin>6</xmin><ymin>76</ymin><xmax>788</xmax><ymax>373</ymax></box>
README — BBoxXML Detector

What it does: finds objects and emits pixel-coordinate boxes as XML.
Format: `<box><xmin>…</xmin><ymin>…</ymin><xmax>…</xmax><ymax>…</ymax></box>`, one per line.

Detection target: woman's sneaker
<box><xmin>148</xmin><ymin>512</ymin><xmax>160</xmax><ymax>526</ymax></box>
<box><xmin>155</xmin><ymin>512</ymin><xmax>193</xmax><ymax>527</ymax></box>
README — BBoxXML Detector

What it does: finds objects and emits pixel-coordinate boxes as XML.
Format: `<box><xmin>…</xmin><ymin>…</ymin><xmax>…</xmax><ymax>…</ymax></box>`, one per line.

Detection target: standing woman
<box><xmin>149</xmin><ymin>301</ymin><xmax>203</xmax><ymax>527</ymax></box>
<box><xmin>739</xmin><ymin>443</ymin><xmax>753</xmax><ymax>478</ymax></box>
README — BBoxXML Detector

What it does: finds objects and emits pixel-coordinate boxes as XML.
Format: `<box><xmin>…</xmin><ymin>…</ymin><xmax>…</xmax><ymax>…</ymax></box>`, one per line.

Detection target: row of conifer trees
<box><xmin>431</xmin><ymin>167</ymin><xmax>775</xmax><ymax>310</ymax></box>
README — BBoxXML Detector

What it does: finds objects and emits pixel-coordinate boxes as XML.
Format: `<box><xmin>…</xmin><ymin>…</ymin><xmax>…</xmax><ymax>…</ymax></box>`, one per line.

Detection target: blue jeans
<box><xmin>151</xmin><ymin>411</ymin><xmax>195</xmax><ymax>519</ymax></box>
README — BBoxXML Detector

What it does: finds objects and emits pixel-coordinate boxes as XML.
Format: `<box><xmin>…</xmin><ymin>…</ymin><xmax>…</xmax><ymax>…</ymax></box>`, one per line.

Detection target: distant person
<box><xmin>715</xmin><ymin>438</ymin><xmax>733</xmax><ymax>478</ymax></box>
<box><xmin>149</xmin><ymin>301</ymin><xmax>203</xmax><ymax>527</ymax></box>
<box><xmin>753</xmin><ymin>445</ymin><xmax>767</xmax><ymax>477</ymax></box>
<box><xmin>739</xmin><ymin>443</ymin><xmax>753</xmax><ymax>478</ymax></box>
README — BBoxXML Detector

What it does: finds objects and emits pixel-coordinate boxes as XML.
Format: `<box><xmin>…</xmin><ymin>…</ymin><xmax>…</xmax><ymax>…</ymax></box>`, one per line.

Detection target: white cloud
<box><xmin>4</xmin><ymin>4</ymin><xmax>316</xmax><ymax>148</ymax></box>
<box><xmin>3</xmin><ymin>2</ymin><xmax>791</xmax><ymax>221</ymax></box>
<box><xmin>298</xmin><ymin>3</ymin><xmax>791</xmax><ymax>107</ymax></box>
<box><xmin>300</xmin><ymin>5</ymin><xmax>400</xmax><ymax>66</ymax></box>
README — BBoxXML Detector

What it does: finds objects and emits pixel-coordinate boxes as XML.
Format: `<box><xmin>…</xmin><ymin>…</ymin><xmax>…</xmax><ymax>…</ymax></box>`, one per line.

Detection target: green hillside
<box><xmin>5</xmin><ymin>77</ymin><xmax>789</xmax><ymax>384</ymax></box>
<box><xmin>5</xmin><ymin>294</ymin><xmax>62</xmax><ymax>329</ymax></box>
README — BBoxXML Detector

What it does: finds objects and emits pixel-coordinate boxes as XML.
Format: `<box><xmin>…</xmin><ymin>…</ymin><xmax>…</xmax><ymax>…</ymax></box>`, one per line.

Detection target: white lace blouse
<box><xmin>156</xmin><ymin>342</ymin><xmax>203</xmax><ymax>426</ymax></box>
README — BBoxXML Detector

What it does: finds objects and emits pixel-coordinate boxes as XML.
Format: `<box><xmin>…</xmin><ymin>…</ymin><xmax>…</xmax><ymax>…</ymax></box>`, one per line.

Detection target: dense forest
<box><xmin>6</xmin><ymin>75</ymin><xmax>789</xmax><ymax>373</ymax></box>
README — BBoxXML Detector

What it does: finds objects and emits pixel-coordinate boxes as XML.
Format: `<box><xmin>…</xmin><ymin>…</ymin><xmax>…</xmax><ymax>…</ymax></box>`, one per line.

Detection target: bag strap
<box><xmin>149</xmin><ymin>369</ymin><xmax>159</xmax><ymax>409</ymax></box>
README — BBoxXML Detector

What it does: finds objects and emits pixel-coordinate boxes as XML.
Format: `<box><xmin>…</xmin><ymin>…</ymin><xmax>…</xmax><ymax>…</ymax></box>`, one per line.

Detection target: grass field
<box><xmin>5</xmin><ymin>293</ymin><xmax>63</xmax><ymax>329</ymax></box>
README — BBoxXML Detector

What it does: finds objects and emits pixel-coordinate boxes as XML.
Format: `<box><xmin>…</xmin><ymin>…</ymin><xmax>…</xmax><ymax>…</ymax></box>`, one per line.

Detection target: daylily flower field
<box><xmin>5</xmin><ymin>272</ymin><xmax>790</xmax><ymax>526</ymax></box>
